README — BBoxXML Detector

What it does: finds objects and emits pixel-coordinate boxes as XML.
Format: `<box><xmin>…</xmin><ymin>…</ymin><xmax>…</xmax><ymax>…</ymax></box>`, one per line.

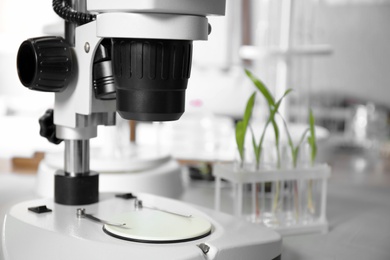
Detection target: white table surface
<box><xmin>1</xmin><ymin>145</ymin><xmax>390</xmax><ymax>260</ymax></box>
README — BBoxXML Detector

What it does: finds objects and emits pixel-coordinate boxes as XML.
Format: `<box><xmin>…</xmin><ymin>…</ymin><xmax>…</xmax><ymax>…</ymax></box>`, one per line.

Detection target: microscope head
<box><xmin>17</xmin><ymin>0</ymin><xmax>226</xmax><ymax>124</ymax></box>
<box><xmin>92</xmin><ymin>0</ymin><xmax>226</xmax><ymax>121</ymax></box>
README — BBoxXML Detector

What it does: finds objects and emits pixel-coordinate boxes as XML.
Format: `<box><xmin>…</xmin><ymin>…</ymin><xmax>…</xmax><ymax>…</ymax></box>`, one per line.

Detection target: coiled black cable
<box><xmin>53</xmin><ymin>0</ymin><xmax>96</xmax><ymax>25</ymax></box>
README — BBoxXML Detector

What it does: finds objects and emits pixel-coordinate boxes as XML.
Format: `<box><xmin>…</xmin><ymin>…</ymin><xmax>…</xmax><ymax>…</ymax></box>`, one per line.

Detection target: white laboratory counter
<box><xmin>1</xmin><ymin>146</ymin><xmax>390</xmax><ymax>260</ymax></box>
<box><xmin>181</xmin><ymin>177</ymin><xmax>390</xmax><ymax>260</ymax></box>
<box><xmin>181</xmin><ymin>146</ymin><xmax>390</xmax><ymax>260</ymax></box>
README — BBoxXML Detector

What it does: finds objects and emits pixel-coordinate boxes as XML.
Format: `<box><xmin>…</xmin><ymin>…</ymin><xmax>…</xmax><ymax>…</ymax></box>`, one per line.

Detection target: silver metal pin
<box><xmin>134</xmin><ymin>199</ymin><xmax>191</xmax><ymax>218</ymax></box>
<box><xmin>144</xmin><ymin>206</ymin><xmax>192</xmax><ymax>218</ymax></box>
<box><xmin>77</xmin><ymin>208</ymin><xmax>129</xmax><ymax>228</ymax></box>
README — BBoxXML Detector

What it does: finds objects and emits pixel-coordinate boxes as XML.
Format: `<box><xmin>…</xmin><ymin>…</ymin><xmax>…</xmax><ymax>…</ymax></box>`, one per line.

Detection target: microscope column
<box><xmin>53</xmin><ymin>0</ymin><xmax>100</xmax><ymax>205</ymax></box>
<box><xmin>55</xmin><ymin>138</ymin><xmax>99</xmax><ymax>205</ymax></box>
<box><xmin>64</xmin><ymin>140</ymin><xmax>90</xmax><ymax>174</ymax></box>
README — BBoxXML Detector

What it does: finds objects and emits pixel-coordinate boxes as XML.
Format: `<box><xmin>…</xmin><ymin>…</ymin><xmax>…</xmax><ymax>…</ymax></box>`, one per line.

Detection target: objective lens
<box><xmin>112</xmin><ymin>38</ymin><xmax>193</xmax><ymax>121</ymax></box>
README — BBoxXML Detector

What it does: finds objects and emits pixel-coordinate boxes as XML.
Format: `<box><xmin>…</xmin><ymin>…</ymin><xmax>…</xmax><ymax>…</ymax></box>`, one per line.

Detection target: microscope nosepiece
<box><xmin>112</xmin><ymin>38</ymin><xmax>192</xmax><ymax>122</ymax></box>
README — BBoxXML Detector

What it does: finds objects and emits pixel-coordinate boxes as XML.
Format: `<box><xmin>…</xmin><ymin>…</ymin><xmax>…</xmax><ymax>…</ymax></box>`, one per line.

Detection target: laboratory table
<box><xmin>180</xmin><ymin>147</ymin><xmax>390</xmax><ymax>260</ymax></box>
<box><xmin>1</xmin><ymin>147</ymin><xmax>390</xmax><ymax>260</ymax></box>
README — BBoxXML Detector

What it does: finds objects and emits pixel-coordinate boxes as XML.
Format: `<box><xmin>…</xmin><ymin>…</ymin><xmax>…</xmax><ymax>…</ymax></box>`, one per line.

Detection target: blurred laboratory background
<box><xmin>1</xmin><ymin>0</ymin><xmax>390</xmax><ymax>259</ymax></box>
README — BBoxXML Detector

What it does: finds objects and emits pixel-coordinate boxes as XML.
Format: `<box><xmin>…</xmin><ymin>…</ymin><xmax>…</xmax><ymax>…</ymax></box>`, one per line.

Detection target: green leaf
<box><xmin>271</xmin><ymin>116</ymin><xmax>281</xmax><ymax>168</ymax></box>
<box><xmin>235</xmin><ymin>92</ymin><xmax>256</xmax><ymax>164</ymax></box>
<box><xmin>280</xmin><ymin>116</ymin><xmax>294</xmax><ymax>165</ymax></box>
<box><xmin>272</xmin><ymin>88</ymin><xmax>293</xmax><ymax>113</ymax></box>
<box><xmin>281</xmin><ymin>113</ymin><xmax>309</xmax><ymax>168</ymax></box>
<box><xmin>268</xmin><ymin>89</ymin><xmax>293</xmax><ymax>168</ymax></box>
<box><xmin>277</xmin><ymin>89</ymin><xmax>294</xmax><ymax>105</ymax></box>
<box><xmin>308</xmin><ymin>109</ymin><xmax>317</xmax><ymax>165</ymax></box>
<box><xmin>271</xmin><ymin>115</ymin><xmax>280</xmax><ymax>145</ymax></box>
<box><xmin>235</xmin><ymin>121</ymin><xmax>245</xmax><ymax>162</ymax></box>
<box><xmin>245</xmin><ymin>69</ymin><xmax>275</xmax><ymax>107</ymax></box>
<box><xmin>250</xmin><ymin>127</ymin><xmax>261</xmax><ymax>169</ymax></box>
<box><xmin>295</xmin><ymin>128</ymin><xmax>310</xmax><ymax>166</ymax></box>
<box><xmin>258</xmin><ymin>120</ymin><xmax>271</xmax><ymax>154</ymax></box>
<box><xmin>298</xmin><ymin>128</ymin><xmax>310</xmax><ymax>148</ymax></box>
<box><xmin>243</xmin><ymin>92</ymin><xmax>256</xmax><ymax>129</ymax></box>
<box><xmin>270</xmin><ymin>88</ymin><xmax>293</xmax><ymax>144</ymax></box>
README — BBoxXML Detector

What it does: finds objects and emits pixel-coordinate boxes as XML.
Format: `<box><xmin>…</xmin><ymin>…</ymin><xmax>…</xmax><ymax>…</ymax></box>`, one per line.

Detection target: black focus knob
<box><xmin>39</xmin><ymin>109</ymin><xmax>63</xmax><ymax>144</ymax></box>
<box><xmin>17</xmin><ymin>36</ymin><xmax>72</xmax><ymax>92</ymax></box>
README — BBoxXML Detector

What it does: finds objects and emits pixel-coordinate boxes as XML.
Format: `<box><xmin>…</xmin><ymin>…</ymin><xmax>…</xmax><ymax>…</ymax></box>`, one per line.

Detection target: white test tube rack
<box><xmin>214</xmin><ymin>163</ymin><xmax>331</xmax><ymax>236</ymax></box>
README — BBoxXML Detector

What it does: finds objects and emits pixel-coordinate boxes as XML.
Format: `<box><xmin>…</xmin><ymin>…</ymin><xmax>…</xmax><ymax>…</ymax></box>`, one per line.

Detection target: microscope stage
<box><xmin>103</xmin><ymin>209</ymin><xmax>212</xmax><ymax>243</ymax></box>
<box><xmin>2</xmin><ymin>193</ymin><xmax>282</xmax><ymax>260</ymax></box>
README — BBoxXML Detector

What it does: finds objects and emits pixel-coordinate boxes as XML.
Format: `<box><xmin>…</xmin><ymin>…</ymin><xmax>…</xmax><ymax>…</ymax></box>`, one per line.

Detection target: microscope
<box><xmin>2</xmin><ymin>1</ymin><xmax>281</xmax><ymax>259</ymax></box>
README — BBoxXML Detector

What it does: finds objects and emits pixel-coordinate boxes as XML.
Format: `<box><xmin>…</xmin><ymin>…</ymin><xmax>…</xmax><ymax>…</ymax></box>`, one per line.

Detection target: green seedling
<box><xmin>281</xmin><ymin>117</ymin><xmax>310</xmax><ymax>168</ymax></box>
<box><xmin>245</xmin><ymin>69</ymin><xmax>292</xmax><ymax>169</ymax></box>
<box><xmin>243</xmin><ymin>69</ymin><xmax>319</xmax><ymax>219</ymax></box>
<box><xmin>245</xmin><ymin>69</ymin><xmax>293</xmax><ymax>213</ymax></box>
<box><xmin>235</xmin><ymin>92</ymin><xmax>256</xmax><ymax>168</ymax></box>
<box><xmin>281</xmin><ymin>115</ymin><xmax>310</xmax><ymax>219</ymax></box>
<box><xmin>307</xmin><ymin>109</ymin><xmax>317</xmax><ymax>214</ymax></box>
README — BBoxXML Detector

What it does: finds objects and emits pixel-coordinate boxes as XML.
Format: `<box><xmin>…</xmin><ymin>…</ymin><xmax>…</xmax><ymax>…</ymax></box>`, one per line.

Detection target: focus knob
<box><xmin>17</xmin><ymin>36</ymin><xmax>72</xmax><ymax>92</ymax></box>
<box><xmin>39</xmin><ymin>109</ymin><xmax>63</xmax><ymax>144</ymax></box>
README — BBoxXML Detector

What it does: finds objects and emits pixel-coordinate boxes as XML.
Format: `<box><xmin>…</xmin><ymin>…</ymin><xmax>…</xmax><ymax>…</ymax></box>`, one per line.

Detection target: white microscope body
<box><xmin>2</xmin><ymin>1</ymin><xmax>282</xmax><ymax>259</ymax></box>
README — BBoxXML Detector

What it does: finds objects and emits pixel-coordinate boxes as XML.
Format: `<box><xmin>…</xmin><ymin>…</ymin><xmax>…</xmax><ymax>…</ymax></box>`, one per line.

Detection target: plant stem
<box><xmin>251</xmin><ymin>121</ymin><xmax>270</xmax><ymax>218</ymax></box>
<box><xmin>307</xmin><ymin>158</ymin><xmax>315</xmax><ymax>215</ymax></box>
<box><xmin>279</xmin><ymin>116</ymin><xmax>310</xmax><ymax>221</ymax></box>
<box><xmin>307</xmin><ymin>180</ymin><xmax>315</xmax><ymax>214</ymax></box>
<box><xmin>272</xmin><ymin>181</ymin><xmax>280</xmax><ymax>213</ymax></box>
<box><xmin>256</xmin><ymin>183</ymin><xmax>260</xmax><ymax>218</ymax></box>
<box><xmin>272</xmin><ymin>144</ymin><xmax>281</xmax><ymax>214</ymax></box>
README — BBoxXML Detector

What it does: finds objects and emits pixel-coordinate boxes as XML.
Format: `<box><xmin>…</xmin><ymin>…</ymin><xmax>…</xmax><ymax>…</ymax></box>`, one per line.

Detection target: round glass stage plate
<box><xmin>103</xmin><ymin>209</ymin><xmax>212</xmax><ymax>243</ymax></box>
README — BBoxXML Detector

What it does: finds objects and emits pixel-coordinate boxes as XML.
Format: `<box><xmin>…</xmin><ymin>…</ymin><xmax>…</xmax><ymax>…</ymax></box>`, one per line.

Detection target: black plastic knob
<box><xmin>39</xmin><ymin>109</ymin><xmax>63</xmax><ymax>144</ymax></box>
<box><xmin>17</xmin><ymin>36</ymin><xmax>72</xmax><ymax>92</ymax></box>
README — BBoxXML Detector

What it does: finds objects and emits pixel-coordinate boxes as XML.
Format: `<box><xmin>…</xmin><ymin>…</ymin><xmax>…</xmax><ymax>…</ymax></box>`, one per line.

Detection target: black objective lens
<box><xmin>112</xmin><ymin>39</ymin><xmax>193</xmax><ymax>121</ymax></box>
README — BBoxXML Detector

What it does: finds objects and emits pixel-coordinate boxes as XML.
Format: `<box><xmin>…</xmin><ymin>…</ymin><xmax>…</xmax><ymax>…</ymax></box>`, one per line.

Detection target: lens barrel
<box><xmin>112</xmin><ymin>39</ymin><xmax>193</xmax><ymax>121</ymax></box>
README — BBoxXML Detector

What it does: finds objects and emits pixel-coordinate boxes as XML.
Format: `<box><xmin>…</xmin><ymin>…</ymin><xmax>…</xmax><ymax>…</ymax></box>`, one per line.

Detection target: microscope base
<box><xmin>2</xmin><ymin>193</ymin><xmax>281</xmax><ymax>260</ymax></box>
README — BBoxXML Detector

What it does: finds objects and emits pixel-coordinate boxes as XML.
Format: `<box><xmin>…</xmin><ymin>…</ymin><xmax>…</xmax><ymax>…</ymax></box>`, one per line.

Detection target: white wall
<box><xmin>312</xmin><ymin>2</ymin><xmax>390</xmax><ymax>106</ymax></box>
<box><xmin>0</xmin><ymin>0</ymin><xmax>61</xmax><ymax>98</ymax></box>
<box><xmin>3</xmin><ymin>1</ymin><xmax>388</xmax><ymax>117</ymax></box>
<box><xmin>186</xmin><ymin>0</ymin><xmax>255</xmax><ymax>118</ymax></box>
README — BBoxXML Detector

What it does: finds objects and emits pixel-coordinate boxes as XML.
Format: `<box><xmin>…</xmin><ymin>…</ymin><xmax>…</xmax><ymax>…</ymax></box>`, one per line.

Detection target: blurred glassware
<box><xmin>345</xmin><ymin>103</ymin><xmax>388</xmax><ymax>147</ymax></box>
